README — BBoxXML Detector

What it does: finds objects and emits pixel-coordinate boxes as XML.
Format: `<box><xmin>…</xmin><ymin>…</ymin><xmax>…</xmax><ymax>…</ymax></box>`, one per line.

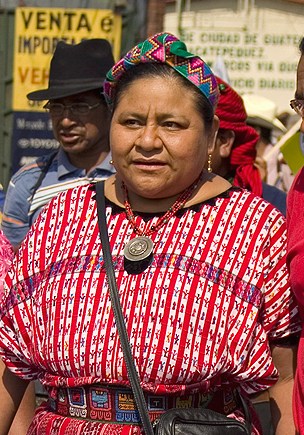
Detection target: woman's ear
<box><xmin>217</xmin><ymin>129</ymin><xmax>235</xmax><ymax>158</ymax></box>
<box><xmin>207</xmin><ymin>115</ymin><xmax>220</xmax><ymax>154</ymax></box>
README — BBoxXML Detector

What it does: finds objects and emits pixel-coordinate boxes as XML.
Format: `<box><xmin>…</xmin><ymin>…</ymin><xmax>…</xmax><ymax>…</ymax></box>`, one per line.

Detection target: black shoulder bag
<box><xmin>95</xmin><ymin>181</ymin><xmax>251</xmax><ymax>435</ymax></box>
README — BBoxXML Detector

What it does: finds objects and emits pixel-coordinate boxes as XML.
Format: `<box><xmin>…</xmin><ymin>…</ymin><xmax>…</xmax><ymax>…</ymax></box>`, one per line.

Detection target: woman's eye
<box><xmin>164</xmin><ymin>121</ymin><xmax>181</xmax><ymax>129</ymax></box>
<box><xmin>125</xmin><ymin>119</ymin><xmax>141</xmax><ymax>127</ymax></box>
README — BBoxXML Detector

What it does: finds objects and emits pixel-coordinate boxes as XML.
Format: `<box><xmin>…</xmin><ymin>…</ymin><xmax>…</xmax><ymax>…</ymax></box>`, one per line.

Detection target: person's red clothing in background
<box><xmin>287</xmin><ymin>166</ymin><xmax>304</xmax><ymax>434</ymax></box>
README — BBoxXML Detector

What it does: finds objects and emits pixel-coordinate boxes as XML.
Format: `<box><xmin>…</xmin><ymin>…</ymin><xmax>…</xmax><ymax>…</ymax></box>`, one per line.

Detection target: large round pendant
<box><xmin>124</xmin><ymin>236</ymin><xmax>154</xmax><ymax>261</ymax></box>
<box><xmin>124</xmin><ymin>236</ymin><xmax>154</xmax><ymax>275</ymax></box>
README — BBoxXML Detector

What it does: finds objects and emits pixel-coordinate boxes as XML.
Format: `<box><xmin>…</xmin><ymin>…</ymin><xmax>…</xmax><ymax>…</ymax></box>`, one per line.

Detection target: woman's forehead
<box><xmin>114</xmin><ymin>78</ymin><xmax>198</xmax><ymax>115</ymax></box>
<box><xmin>118</xmin><ymin>76</ymin><xmax>193</xmax><ymax>101</ymax></box>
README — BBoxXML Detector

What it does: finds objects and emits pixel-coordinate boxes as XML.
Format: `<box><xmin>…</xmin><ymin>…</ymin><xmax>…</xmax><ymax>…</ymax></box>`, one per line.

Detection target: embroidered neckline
<box><xmin>91</xmin><ymin>185</ymin><xmax>241</xmax><ymax>220</ymax></box>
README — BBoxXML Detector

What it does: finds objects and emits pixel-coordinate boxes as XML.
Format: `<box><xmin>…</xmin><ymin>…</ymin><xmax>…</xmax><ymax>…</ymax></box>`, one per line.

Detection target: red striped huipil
<box><xmin>0</xmin><ymin>184</ymin><xmax>300</xmax><ymax>435</ymax></box>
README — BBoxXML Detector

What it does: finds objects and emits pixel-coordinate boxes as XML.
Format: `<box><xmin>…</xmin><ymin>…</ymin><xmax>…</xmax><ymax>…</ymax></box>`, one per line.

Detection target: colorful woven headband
<box><xmin>103</xmin><ymin>32</ymin><xmax>219</xmax><ymax>110</ymax></box>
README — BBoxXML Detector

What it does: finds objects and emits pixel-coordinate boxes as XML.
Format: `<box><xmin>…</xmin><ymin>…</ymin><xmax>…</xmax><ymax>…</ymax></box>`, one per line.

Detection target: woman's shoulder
<box><xmin>209</xmin><ymin>187</ymin><xmax>287</xmax><ymax>237</ymax></box>
<box><xmin>231</xmin><ymin>187</ymin><xmax>286</xmax><ymax>216</ymax></box>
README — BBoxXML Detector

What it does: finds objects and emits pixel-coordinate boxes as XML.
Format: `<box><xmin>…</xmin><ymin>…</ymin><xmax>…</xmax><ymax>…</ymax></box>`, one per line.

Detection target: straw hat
<box><xmin>242</xmin><ymin>93</ymin><xmax>287</xmax><ymax>134</ymax></box>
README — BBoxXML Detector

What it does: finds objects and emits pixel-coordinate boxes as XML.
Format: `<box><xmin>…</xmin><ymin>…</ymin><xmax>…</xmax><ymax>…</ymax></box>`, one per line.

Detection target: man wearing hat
<box><xmin>242</xmin><ymin>93</ymin><xmax>294</xmax><ymax>192</ymax></box>
<box><xmin>1</xmin><ymin>39</ymin><xmax>115</xmax><ymax>251</ymax></box>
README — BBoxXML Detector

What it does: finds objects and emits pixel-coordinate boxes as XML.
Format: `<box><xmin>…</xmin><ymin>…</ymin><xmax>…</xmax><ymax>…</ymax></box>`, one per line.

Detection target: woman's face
<box><xmin>110</xmin><ymin>76</ymin><xmax>219</xmax><ymax>199</ymax></box>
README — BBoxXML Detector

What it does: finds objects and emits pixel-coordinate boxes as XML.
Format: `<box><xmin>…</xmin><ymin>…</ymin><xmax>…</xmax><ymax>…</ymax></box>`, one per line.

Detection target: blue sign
<box><xmin>11</xmin><ymin>111</ymin><xmax>59</xmax><ymax>176</ymax></box>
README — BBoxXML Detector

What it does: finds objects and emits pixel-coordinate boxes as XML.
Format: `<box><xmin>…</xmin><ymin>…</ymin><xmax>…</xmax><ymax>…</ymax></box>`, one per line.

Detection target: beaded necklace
<box><xmin>122</xmin><ymin>170</ymin><xmax>204</xmax><ymax>274</ymax></box>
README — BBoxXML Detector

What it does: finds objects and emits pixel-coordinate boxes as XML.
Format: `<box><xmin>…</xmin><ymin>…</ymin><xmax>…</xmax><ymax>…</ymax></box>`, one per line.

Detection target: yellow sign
<box><xmin>281</xmin><ymin>131</ymin><xmax>304</xmax><ymax>175</ymax></box>
<box><xmin>13</xmin><ymin>7</ymin><xmax>122</xmax><ymax>111</ymax></box>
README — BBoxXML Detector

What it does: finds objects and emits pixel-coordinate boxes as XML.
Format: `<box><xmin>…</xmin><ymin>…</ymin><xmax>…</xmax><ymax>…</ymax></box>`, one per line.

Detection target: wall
<box><xmin>164</xmin><ymin>0</ymin><xmax>304</xmax><ymax>113</ymax></box>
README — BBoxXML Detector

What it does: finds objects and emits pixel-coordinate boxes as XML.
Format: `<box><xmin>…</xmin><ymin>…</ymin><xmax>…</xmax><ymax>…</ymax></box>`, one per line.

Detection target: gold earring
<box><xmin>109</xmin><ymin>160</ymin><xmax>114</xmax><ymax>165</ymax></box>
<box><xmin>207</xmin><ymin>154</ymin><xmax>212</xmax><ymax>173</ymax></box>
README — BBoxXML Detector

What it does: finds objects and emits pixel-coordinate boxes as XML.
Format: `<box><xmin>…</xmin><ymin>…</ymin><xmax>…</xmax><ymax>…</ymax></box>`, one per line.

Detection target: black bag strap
<box><xmin>95</xmin><ymin>180</ymin><xmax>251</xmax><ymax>435</ymax></box>
<box><xmin>95</xmin><ymin>181</ymin><xmax>154</xmax><ymax>435</ymax></box>
<box><xmin>30</xmin><ymin>151</ymin><xmax>58</xmax><ymax>199</ymax></box>
<box><xmin>238</xmin><ymin>393</ymin><xmax>252</xmax><ymax>434</ymax></box>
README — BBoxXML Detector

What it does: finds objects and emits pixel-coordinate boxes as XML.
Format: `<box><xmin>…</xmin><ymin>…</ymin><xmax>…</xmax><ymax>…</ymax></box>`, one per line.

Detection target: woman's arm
<box><xmin>269</xmin><ymin>344</ymin><xmax>298</xmax><ymax>435</ymax></box>
<box><xmin>0</xmin><ymin>358</ymin><xmax>29</xmax><ymax>435</ymax></box>
<box><xmin>8</xmin><ymin>381</ymin><xmax>36</xmax><ymax>435</ymax></box>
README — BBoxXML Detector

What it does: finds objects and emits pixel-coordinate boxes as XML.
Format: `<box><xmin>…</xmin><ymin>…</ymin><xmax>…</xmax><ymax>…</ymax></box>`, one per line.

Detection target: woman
<box><xmin>0</xmin><ymin>33</ymin><xmax>301</xmax><ymax>435</ymax></box>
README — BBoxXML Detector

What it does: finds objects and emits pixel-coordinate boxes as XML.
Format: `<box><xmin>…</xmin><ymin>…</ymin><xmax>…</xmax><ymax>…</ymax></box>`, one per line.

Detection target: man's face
<box><xmin>296</xmin><ymin>54</ymin><xmax>304</xmax><ymax>133</ymax></box>
<box><xmin>49</xmin><ymin>90</ymin><xmax>110</xmax><ymax>156</ymax></box>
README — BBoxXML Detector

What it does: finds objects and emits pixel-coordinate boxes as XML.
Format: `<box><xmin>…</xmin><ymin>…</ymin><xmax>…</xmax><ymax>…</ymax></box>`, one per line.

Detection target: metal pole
<box><xmin>146</xmin><ymin>0</ymin><xmax>166</xmax><ymax>38</ymax></box>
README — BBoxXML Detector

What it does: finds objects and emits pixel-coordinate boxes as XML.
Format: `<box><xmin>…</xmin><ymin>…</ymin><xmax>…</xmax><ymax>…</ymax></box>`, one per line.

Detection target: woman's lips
<box><xmin>132</xmin><ymin>160</ymin><xmax>166</xmax><ymax>170</ymax></box>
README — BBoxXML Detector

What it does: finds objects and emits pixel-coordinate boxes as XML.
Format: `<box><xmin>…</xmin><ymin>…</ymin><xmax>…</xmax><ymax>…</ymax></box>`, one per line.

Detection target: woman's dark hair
<box><xmin>112</xmin><ymin>63</ymin><xmax>214</xmax><ymax>131</ymax></box>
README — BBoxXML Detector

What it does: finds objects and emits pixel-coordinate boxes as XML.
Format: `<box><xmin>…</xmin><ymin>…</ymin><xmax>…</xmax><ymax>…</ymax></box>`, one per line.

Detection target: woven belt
<box><xmin>48</xmin><ymin>384</ymin><xmax>241</xmax><ymax>425</ymax></box>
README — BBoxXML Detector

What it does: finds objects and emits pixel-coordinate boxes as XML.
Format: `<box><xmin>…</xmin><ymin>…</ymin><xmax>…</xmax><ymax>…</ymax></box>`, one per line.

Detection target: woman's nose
<box><xmin>135</xmin><ymin>124</ymin><xmax>162</xmax><ymax>150</ymax></box>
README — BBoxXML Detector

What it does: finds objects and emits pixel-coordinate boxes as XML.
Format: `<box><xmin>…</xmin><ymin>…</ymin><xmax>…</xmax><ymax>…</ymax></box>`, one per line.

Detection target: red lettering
<box><xmin>41</xmin><ymin>69</ymin><xmax>49</xmax><ymax>85</ymax></box>
<box><xmin>32</xmin><ymin>68</ymin><xmax>40</xmax><ymax>84</ymax></box>
<box><xmin>18</xmin><ymin>67</ymin><xmax>29</xmax><ymax>84</ymax></box>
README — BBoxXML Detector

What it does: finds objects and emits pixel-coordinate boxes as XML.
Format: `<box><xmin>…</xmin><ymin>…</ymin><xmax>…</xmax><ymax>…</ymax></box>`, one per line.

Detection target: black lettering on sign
<box><xmin>180</xmin><ymin>30</ymin><xmax>194</xmax><ymax>42</ymax></box>
<box><xmin>187</xmin><ymin>46</ymin><xmax>208</xmax><ymax>57</ymax></box>
<box><xmin>264</xmin><ymin>34</ymin><xmax>300</xmax><ymax>45</ymax></box>
<box><xmin>244</xmin><ymin>34</ymin><xmax>257</xmax><ymax>44</ymax></box>
<box><xmin>21</xmin><ymin>10</ymin><xmax>33</xmax><ymax>29</ymax></box>
<box><xmin>257</xmin><ymin>62</ymin><xmax>274</xmax><ymax>71</ymax></box>
<box><xmin>20</xmin><ymin>9</ymin><xmax>93</xmax><ymax>32</ymax></box>
<box><xmin>77</xmin><ymin>13</ymin><xmax>91</xmax><ymax>31</ymax></box>
<box><xmin>279</xmin><ymin>62</ymin><xmax>298</xmax><ymax>72</ymax></box>
<box><xmin>200</xmin><ymin>33</ymin><xmax>240</xmax><ymax>43</ymax></box>
<box><xmin>18</xmin><ymin>36</ymin><xmax>78</xmax><ymax>54</ymax></box>
<box><xmin>100</xmin><ymin>16</ymin><xmax>113</xmax><ymax>33</ymax></box>
<box><xmin>64</xmin><ymin>12</ymin><xmax>77</xmax><ymax>31</ymax></box>
<box><xmin>224</xmin><ymin>61</ymin><xmax>250</xmax><ymax>71</ymax></box>
<box><xmin>205</xmin><ymin>46</ymin><xmax>264</xmax><ymax>58</ymax></box>
<box><xmin>50</xmin><ymin>13</ymin><xmax>61</xmax><ymax>30</ymax></box>
<box><xmin>37</xmin><ymin>12</ymin><xmax>47</xmax><ymax>29</ymax></box>
<box><xmin>28</xmin><ymin>100</ymin><xmax>44</xmax><ymax>108</ymax></box>
<box><xmin>230</xmin><ymin>78</ymin><xmax>255</xmax><ymax>89</ymax></box>
<box><xmin>259</xmin><ymin>79</ymin><xmax>295</xmax><ymax>89</ymax></box>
